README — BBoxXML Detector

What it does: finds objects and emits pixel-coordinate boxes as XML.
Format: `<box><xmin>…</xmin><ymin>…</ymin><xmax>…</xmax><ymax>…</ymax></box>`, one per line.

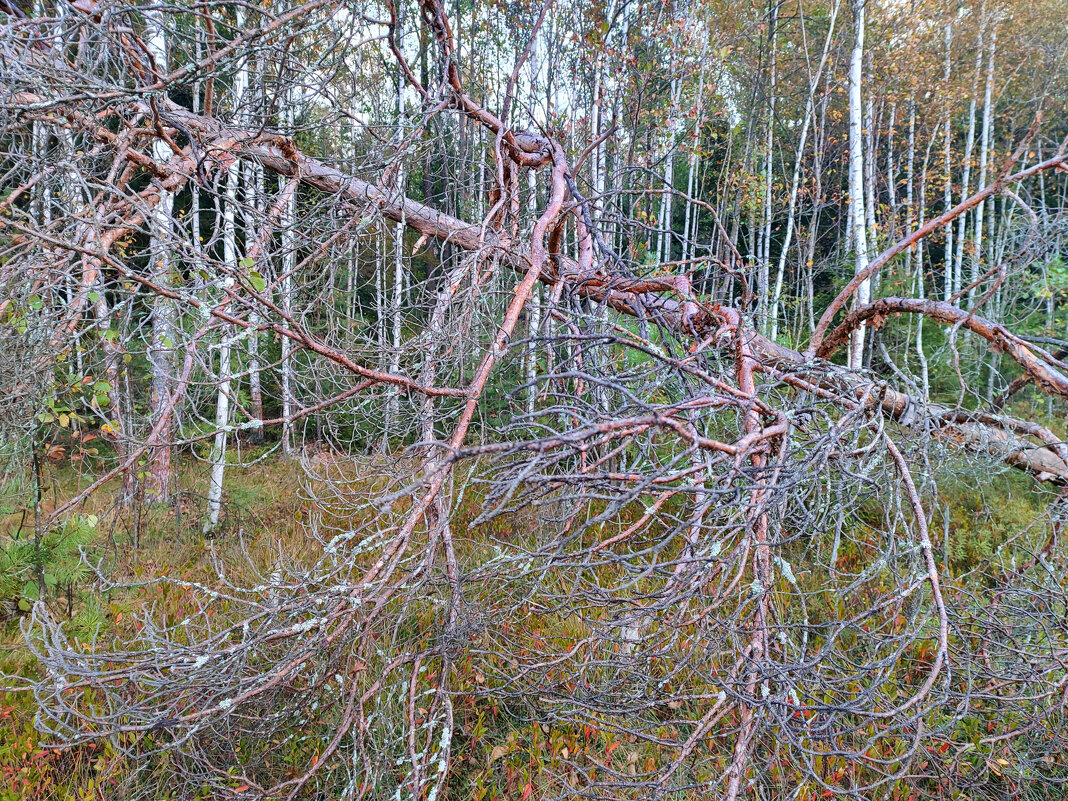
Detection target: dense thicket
<box><xmin>2</xmin><ymin>0</ymin><xmax>1068</xmax><ymax>798</ymax></box>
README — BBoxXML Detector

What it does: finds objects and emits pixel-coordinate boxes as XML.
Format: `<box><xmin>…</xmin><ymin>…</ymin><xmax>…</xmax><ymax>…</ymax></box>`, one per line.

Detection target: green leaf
<box><xmin>22</xmin><ymin>581</ymin><xmax>40</xmax><ymax>601</ymax></box>
<box><xmin>239</xmin><ymin>256</ymin><xmax>255</xmax><ymax>269</ymax></box>
<box><xmin>94</xmin><ymin>380</ymin><xmax>111</xmax><ymax>393</ymax></box>
<box><xmin>248</xmin><ymin>269</ymin><xmax>266</xmax><ymax>292</ymax></box>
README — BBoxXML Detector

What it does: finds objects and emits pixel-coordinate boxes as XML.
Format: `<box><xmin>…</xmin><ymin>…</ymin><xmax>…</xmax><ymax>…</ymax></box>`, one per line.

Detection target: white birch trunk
<box><xmin>971</xmin><ymin>27</ymin><xmax>996</xmax><ymax>308</ymax></box>
<box><xmin>847</xmin><ymin>0</ymin><xmax>870</xmax><ymax>369</ymax></box>
<box><xmin>915</xmin><ymin>128</ymin><xmax>937</xmax><ymax>398</ymax></box>
<box><xmin>954</xmin><ymin>22</ymin><xmax>983</xmax><ymax>304</ymax></box>
<box><xmin>280</xmin><ymin>96</ymin><xmax>297</xmax><ymax>457</ymax></box>
<box><xmin>942</xmin><ymin>22</ymin><xmax>954</xmax><ymax>300</ymax></box>
<box><xmin>682</xmin><ymin>34</ymin><xmax>710</xmax><ymax>264</ymax></box>
<box><xmin>246</xmin><ymin>158</ymin><xmax>265</xmax><ymax>444</ymax></box>
<box><xmin>385</xmin><ymin>8</ymin><xmax>406</xmax><ymax>442</ymax></box>
<box><xmin>526</xmin><ymin>167</ymin><xmax>541</xmax><ymax>416</ymax></box>
<box><xmin>758</xmin><ymin>6</ymin><xmax>777</xmax><ymax>330</ymax></box>
<box><xmin>204</xmin><ymin>8</ymin><xmax>247</xmax><ymax>532</ymax></box>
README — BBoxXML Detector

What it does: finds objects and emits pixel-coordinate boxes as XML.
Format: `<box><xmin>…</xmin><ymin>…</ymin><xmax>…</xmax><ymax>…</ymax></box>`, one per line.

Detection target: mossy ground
<box><xmin>0</xmin><ymin>451</ymin><xmax>1060</xmax><ymax>800</ymax></box>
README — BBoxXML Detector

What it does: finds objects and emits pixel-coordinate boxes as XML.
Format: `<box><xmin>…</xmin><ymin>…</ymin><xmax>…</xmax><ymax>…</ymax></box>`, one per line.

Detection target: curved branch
<box><xmin>807</xmin><ymin>149</ymin><xmax>1068</xmax><ymax>357</ymax></box>
<box><xmin>15</xmin><ymin>98</ymin><xmax>1068</xmax><ymax>491</ymax></box>
<box><xmin>817</xmin><ymin>297</ymin><xmax>1068</xmax><ymax>400</ymax></box>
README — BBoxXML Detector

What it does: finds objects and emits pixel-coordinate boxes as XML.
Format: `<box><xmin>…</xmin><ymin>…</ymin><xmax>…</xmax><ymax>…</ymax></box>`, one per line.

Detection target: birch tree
<box><xmin>847</xmin><ymin>0</ymin><xmax>871</xmax><ymax>368</ymax></box>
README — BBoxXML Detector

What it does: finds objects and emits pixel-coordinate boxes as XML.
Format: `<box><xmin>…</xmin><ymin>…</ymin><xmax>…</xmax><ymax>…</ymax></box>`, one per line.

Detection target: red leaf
<box><xmin>521</xmin><ymin>783</ymin><xmax>533</xmax><ymax>801</ymax></box>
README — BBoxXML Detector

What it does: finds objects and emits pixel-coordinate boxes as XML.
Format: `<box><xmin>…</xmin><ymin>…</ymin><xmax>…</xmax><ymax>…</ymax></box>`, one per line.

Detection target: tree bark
<box><xmin>847</xmin><ymin>0</ymin><xmax>870</xmax><ymax>368</ymax></box>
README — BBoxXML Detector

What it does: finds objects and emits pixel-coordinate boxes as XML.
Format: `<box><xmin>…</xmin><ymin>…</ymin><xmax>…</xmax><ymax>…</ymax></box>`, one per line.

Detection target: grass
<box><xmin>0</xmin><ymin>447</ymin><xmax>1063</xmax><ymax>800</ymax></box>
<box><xmin>0</xmin><ymin>455</ymin><xmax>308</xmax><ymax>800</ymax></box>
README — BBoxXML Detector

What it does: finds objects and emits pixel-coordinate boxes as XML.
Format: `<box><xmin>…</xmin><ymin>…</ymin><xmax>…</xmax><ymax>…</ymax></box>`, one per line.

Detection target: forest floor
<box><xmin>0</xmin><ymin>449</ymin><xmax>1057</xmax><ymax>800</ymax></box>
<box><xmin>0</xmin><ymin>456</ymin><xmax>307</xmax><ymax>800</ymax></box>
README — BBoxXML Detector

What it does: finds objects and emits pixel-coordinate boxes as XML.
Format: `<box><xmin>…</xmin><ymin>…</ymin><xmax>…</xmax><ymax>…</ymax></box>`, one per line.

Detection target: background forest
<box><xmin>1</xmin><ymin>0</ymin><xmax>1068</xmax><ymax>798</ymax></box>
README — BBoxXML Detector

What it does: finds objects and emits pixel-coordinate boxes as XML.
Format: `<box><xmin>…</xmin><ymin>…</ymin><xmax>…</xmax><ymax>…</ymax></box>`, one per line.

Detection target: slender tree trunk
<box><xmin>190</xmin><ymin>25</ymin><xmax>202</xmax><ymax>255</ymax></box>
<box><xmin>954</xmin><ymin>20</ymin><xmax>983</xmax><ymax>305</ymax></box>
<box><xmin>758</xmin><ymin>2</ymin><xmax>777</xmax><ymax>331</ymax></box>
<box><xmin>204</xmin><ymin>7</ymin><xmax>247</xmax><ymax>532</ymax></box>
<box><xmin>144</xmin><ymin>8</ymin><xmax>176</xmax><ymax>502</ymax></box>
<box><xmin>280</xmin><ymin>96</ymin><xmax>297</xmax><ymax>457</ymax></box>
<box><xmin>887</xmin><ymin>103</ymin><xmax>898</xmax><ymax>245</ymax></box>
<box><xmin>659</xmin><ymin>69</ymin><xmax>681</xmax><ymax>266</ymax></box>
<box><xmin>591</xmin><ymin>49</ymin><xmax>605</xmax><ymax>223</ymax></box>
<box><xmin>242</xmin><ymin>54</ymin><xmax>266</xmax><ymax>445</ymax></box>
<box><xmin>847</xmin><ymin>0</ymin><xmax>870</xmax><ymax>369</ymax></box>
<box><xmin>526</xmin><ymin>168</ymin><xmax>541</xmax><ymax>416</ymax></box>
<box><xmin>863</xmin><ymin>57</ymin><xmax>878</xmax><ymax>289</ymax></box>
<box><xmin>770</xmin><ymin>0</ymin><xmax>838</xmax><ymax>342</ymax></box>
<box><xmin>375</xmin><ymin>223</ymin><xmax>386</xmax><ymax>362</ymax></box>
<box><xmin>904</xmin><ymin>98</ymin><xmax>916</xmax><ymax>279</ymax></box>
<box><xmin>385</xmin><ymin>4</ymin><xmax>406</xmax><ymax>443</ymax></box>
<box><xmin>246</xmin><ymin>159</ymin><xmax>265</xmax><ymax>445</ymax></box>
<box><xmin>682</xmin><ymin>32</ymin><xmax>710</xmax><ymax>264</ymax></box>
<box><xmin>526</xmin><ymin>44</ymin><xmax>542</xmax><ymax>417</ymax></box>
<box><xmin>914</xmin><ymin>111</ymin><xmax>934</xmax><ymax>397</ymax></box>
<box><xmin>943</xmin><ymin>22</ymin><xmax>954</xmax><ymax>300</ymax></box>
<box><xmin>972</xmin><ymin>26</ymin><xmax>996</xmax><ymax>308</ymax></box>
